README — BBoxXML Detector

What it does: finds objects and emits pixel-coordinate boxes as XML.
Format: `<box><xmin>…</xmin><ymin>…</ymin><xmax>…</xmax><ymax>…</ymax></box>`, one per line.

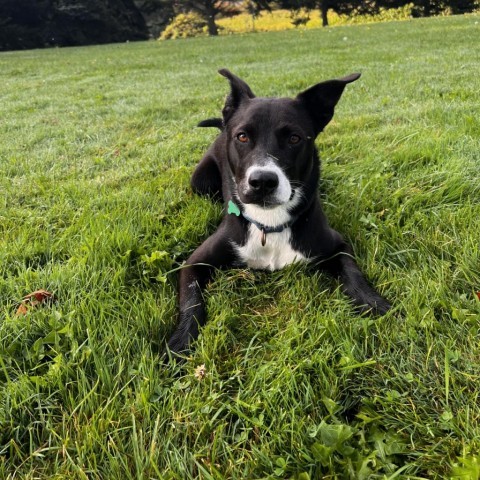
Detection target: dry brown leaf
<box><xmin>23</xmin><ymin>289</ymin><xmax>54</xmax><ymax>303</ymax></box>
<box><xmin>16</xmin><ymin>303</ymin><xmax>29</xmax><ymax>316</ymax></box>
<box><xmin>16</xmin><ymin>289</ymin><xmax>55</xmax><ymax>316</ymax></box>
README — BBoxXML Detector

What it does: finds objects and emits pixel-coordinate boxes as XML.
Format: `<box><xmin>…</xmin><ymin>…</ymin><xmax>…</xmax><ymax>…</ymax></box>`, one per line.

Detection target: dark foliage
<box><xmin>411</xmin><ymin>0</ymin><xmax>478</xmax><ymax>16</ymax></box>
<box><xmin>0</xmin><ymin>0</ymin><xmax>148</xmax><ymax>51</ymax></box>
<box><xmin>277</xmin><ymin>0</ymin><xmax>478</xmax><ymax>26</ymax></box>
<box><xmin>173</xmin><ymin>0</ymin><xmax>244</xmax><ymax>35</ymax></box>
<box><xmin>133</xmin><ymin>0</ymin><xmax>175</xmax><ymax>37</ymax></box>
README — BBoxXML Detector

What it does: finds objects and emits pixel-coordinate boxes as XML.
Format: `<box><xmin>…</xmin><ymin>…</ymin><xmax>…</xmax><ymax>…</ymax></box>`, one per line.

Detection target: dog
<box><xmin>166</xmin><ymin>69</ymin><xmax>391</xmax><ymax>358</ymax></box>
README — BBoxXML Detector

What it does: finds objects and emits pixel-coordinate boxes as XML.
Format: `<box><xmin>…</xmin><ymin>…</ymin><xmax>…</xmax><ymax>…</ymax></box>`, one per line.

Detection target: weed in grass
<box><xmin>1</xmin><ymin>14</ymin><xmax>480</xmax><ymax>479</ymax></box>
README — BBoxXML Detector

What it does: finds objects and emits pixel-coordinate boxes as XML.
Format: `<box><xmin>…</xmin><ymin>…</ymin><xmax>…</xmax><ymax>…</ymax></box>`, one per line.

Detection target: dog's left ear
<box><xmin>218</xmin><ymin>69</ymin><xmax>256</xmax><ymax>123</ymax></box>
<box><xmin>297</xmin><ymin>73</ymin><xmax>361</xmax><ymax>135</ymax></box>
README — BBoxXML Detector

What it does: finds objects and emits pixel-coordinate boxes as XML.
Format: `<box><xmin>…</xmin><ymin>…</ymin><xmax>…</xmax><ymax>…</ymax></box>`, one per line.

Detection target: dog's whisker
<box><xmin>290</xmin><ymin>180</ymin><xmax>308</xmax><ymax>188</ymax></box>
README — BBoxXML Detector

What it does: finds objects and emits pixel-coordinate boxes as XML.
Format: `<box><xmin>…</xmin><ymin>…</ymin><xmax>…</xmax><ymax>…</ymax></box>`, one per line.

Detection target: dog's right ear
<box><xmin>297</xmin><ymin>73</ymin><xmax>361</xmax><ymax>135</ymax></box>
<box><xmin>218</xmin><ymin>69</ymin><xmax>255</xmax><ymax>122</ymax></box>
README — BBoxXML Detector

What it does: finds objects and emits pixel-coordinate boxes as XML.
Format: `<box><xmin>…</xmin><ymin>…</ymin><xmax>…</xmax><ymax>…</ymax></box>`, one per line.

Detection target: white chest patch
<box><xmin>234</xmin><ymin>224</ymin><xmax>308</xmax><ymax>271</ymax></box>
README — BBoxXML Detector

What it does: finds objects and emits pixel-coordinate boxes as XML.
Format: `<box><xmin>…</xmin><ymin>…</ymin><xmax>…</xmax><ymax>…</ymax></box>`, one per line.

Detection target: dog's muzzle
<box><xmin>241</xmin><ymin>163</ymin><xmax>292</xmax><ymax>207</ymax></box>
<box><xmin>248</xmin><ymin>170</ymin><xmax>279</xmax><ymax>196</ymax></box>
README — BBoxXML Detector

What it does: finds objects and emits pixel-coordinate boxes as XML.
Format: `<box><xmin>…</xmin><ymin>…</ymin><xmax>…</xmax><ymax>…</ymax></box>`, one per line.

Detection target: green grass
<box><xmin>1</xmin><ymin>14</ymin><xmax>480</xmax><ymax>479</ymax></box>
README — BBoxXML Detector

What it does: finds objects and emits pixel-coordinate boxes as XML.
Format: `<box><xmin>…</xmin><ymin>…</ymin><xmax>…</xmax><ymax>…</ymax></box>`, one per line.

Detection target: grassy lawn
<box><xmin>1</xmin><ymin>14</ymin><xmax>480</xmax><ymax>479</ymax></box>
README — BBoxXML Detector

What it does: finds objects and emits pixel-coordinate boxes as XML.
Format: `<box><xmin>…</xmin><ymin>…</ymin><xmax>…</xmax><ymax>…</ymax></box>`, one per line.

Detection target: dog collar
<box><xmin>228</xmin><ymin>200</ymin><xmax>296</xmax><ymax>246</ymax></box>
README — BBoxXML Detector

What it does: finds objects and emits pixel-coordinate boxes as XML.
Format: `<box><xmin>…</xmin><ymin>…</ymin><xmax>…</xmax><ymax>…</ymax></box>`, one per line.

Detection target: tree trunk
<box><xmin>424</xmin><ymin>0</ymin><xmax>431</xmax><ymax>16</ymax></box>
<box><xmin>320</xmin><ymin>0</ymin><xmax>329</xmax><ymax>27</ymax></box>
<box><xmin>206</xmin><ymin>10</ymin><xmax>218</xmax><ymax>35</ymax></box>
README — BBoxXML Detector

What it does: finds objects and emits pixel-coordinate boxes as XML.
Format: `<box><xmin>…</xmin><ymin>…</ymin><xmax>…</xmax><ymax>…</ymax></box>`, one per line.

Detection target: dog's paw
<box><xmin>162</xmin><ymin>346</ymin><xmax>187</xmax><ymax>369</ymax></box>
<box><xmin>371</xmin><ymin>296</ymin><xmax>391</xmax><ymax>316</ymax></box>
<box><xmin>357</xmin><ymin>295</ymin><xmax>391</xmax><ymax>317</ymax></box>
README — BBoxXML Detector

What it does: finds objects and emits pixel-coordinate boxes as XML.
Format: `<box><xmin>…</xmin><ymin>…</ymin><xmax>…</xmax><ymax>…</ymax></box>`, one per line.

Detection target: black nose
<box><xmin>248</xmin><ymin>170</ymin><xmax>279</xmax><ymax>194</ymax></box>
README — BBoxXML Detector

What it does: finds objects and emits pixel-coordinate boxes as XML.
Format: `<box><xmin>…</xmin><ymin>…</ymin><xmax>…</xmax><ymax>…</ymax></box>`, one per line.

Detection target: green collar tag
<box><xmin>227</xmin><ymin>200</ymin><xmax>241</xmax><ymax>216</ymax></box>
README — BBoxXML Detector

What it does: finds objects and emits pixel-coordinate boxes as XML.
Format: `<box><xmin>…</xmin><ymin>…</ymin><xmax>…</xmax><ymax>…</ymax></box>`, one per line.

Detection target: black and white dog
<box><xmin>167</xmin><ymin>69</ymin><xmax>390</xmax><ymax>357</ymax></box>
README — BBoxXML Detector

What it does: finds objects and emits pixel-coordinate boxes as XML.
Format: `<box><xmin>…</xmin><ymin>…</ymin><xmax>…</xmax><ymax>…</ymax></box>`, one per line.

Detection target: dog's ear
<box><xmin>218</xmin><ymin>69</ymin><xmax>255</xmax><ymax>122</ymax></box>
<box><xmin>297</xmin><ymin>73</ymin><xmax>361</xmax><ymax>135</ymax></box>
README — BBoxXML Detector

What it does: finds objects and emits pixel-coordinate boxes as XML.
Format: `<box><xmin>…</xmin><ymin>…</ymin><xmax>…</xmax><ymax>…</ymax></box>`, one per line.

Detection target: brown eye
<box><xmin>237</xmin><ymin>132</ymin><xmax>249</xmax><ymax>143</ymax></box>
<box><xmin>288</xmin><ymin>134</ymin><xmax>301</xmax><ymax>145</ymax></box>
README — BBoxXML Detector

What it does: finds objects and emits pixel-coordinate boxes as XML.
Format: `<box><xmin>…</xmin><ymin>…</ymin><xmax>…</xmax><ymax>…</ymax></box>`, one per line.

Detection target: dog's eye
<box><xmin>236</xmin><ymin>132</ymin><xmax>249</xmax><ymax>143</ymax></box>
<box><xmin>288</xmin><ymin>134</ymin><xmax>301</xmax><ymax>145</ymax></box>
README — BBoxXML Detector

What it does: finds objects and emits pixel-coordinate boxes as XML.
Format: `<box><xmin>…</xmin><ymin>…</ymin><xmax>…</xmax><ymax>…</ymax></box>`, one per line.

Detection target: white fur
<box><xmin>244</xmin><ymin>161</ymin><xmax>292</xmax><ymax>204</ymax></box>
<box><xmin>243</xmin><ymin>187</ymin><xmax>304</xmax><ymax>228</ymax></box>
<box><xmin>233</xmin><ymin>159</ymin><xmax>307</xmax><ymax>270</ymax></box>
<box><xmin>235</xmin><ymin>224</ymin><xmax>307</xmax><ymax>271</ymax></box>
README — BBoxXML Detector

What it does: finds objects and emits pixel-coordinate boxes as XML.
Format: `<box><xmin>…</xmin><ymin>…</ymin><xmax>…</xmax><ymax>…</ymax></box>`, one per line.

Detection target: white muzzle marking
<box><xmin>241</xmin><ymin>159</ymin><xmax>301</xmax><ymax>227</ymax></box>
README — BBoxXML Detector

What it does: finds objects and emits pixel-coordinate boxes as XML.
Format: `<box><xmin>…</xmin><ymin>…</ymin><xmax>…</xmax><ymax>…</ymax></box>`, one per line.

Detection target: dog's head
<box><xmin>218</xmin><ymin>69</ymin><xmax>360</xmax><ymax>219</ymax></box>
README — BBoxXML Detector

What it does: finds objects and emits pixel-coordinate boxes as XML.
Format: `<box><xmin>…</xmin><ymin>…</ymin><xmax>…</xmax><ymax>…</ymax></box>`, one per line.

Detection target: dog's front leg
<box><xmin>319</xmin><ymin>231</ymin><xmax>391</xmax><ymax>316</ymax></box>
<box><xmin>167</xmin><ymin>224</ymin><xmax>235</xmax><ymax>358</ymax></box>
<box><xmin>335</xmin><ymin>247</ymin><xmax>391</xmax><ymax>315</ymax></box>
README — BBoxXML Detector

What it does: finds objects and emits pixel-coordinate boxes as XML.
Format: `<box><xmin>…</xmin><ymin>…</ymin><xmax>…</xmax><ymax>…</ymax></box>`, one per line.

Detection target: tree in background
<box><xmin>277</xmin><ymin>0</ymin><xmax>478</xmax><ymax>27</ymax></box>
<box><xmin>318</xmin><ymin>0</ymin><xmax>412</xmax><ymax>27</ymax></box>
<box><xmin>244</xmin><ymin>0</ymin><xmax>268</xmax><ymax>31</ymax></box>
<box><xmin>173</xmin><ymin>0</ymin><xmax>242</xmax><ymax>35</ymax></box>
<box><xmin>277</xmin><ymin>0</ymin><xmax>369</xmax><ymax>27</ymax></box>
<box><xmin>410</xmin><ymin>0</ymin><xmax>478</xmax><ymax>16</ymax></box>
<box><xmin>0</xmin><ymin>0</ymin><xmax>149</xmax><ymax>51</ymax></box>
<box><xmin>133</xmin><ymin>0</ymin><xmax>175</xmax><ymax>37</ymax></box>
<box><xmin>276</xmin><ymin>0</ymin><xmax>380</xmax><ymax>27</ymax></box>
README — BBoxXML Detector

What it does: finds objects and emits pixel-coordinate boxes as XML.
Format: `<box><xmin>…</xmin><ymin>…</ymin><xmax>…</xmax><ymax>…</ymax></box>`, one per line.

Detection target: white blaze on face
<box><xmin>244</xmin><ymin>160</ymin><xmax>292</xmax><ymax>203</ymax></box>
<box><xmin>242</xmin><ymin>159</ymin><xmax>302</xmax><ymax>228</ymax></box>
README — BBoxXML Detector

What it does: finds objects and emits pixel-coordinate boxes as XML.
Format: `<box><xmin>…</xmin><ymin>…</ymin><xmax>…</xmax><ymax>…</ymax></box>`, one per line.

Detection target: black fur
<box><xmin>166</xmin><ymin>69</ymin><xmax>391</xmax><ymax>359</ymax></box>
<box><xmin>197</xmin><ymin>118</ymin><xmax>223</xmax><ymax>130</ymax></box>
